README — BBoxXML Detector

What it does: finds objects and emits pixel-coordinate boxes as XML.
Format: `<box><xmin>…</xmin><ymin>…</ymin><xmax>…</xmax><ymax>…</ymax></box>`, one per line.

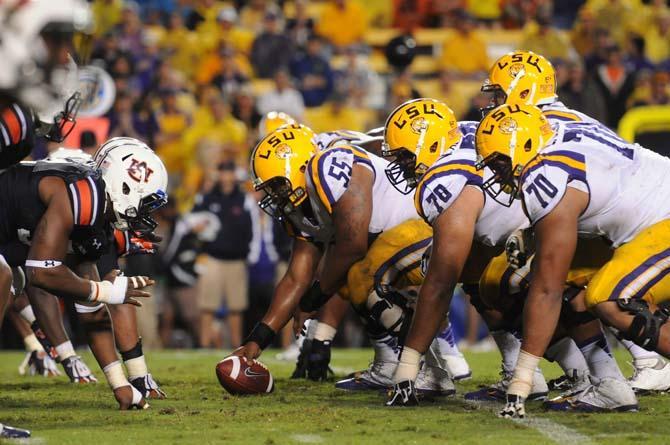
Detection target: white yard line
<box><xmin>466</xmin><ymin>400</ymin><xmax>596</xmax><ymax>445</ymax></box>
<box><xmin>290</xmin><ymin>434</ymin><xmax>325</xmax><ymax>443</ymax></box>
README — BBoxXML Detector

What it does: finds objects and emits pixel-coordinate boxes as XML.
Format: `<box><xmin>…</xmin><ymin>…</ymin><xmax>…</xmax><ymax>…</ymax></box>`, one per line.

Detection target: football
<box><xmin>215</xmin><ymin>356</ymin><xmax>274</xmax><ymax>395</ymax></box>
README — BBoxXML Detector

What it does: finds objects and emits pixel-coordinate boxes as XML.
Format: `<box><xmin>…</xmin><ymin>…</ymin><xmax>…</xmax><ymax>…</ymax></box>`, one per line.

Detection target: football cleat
<box><xmin>19</xmin><ymin>350</ymin><xmax>61</xmax><ymax>377</ymax></box>
<box><xmin>465</xmin><ymin>367</ymin><xmax>548</xmax><ymax>402</ymax></box>
<box><xmin>499</xmin><ymin>394</ymin><xmax>526</xmax><ymax>419</ymax></box>
<box><xmin>415</xmin><ymin>363</ymin><xmax>456</xmax><ymax>397</ymax></box>
<box><xmin>130</xmin><ymin>373</ymin><xmax>166</xmax><ymax>399</ymax></box>
<box><xmin>291</xmin><ymin>339</ymin><xmax>311</xmax><ymax>379</ymax></box>
<box><xmin>62</xmin><ymin>356</ymin><xmax>97</xmax><ymax>383</ymax></box>
<box><xmin>548</xmin><ymin>369</ymin><xmax>590</xmax><ymax>397</ymax></box>
<box><xmin>442</xmin><ymin>352</ymin><xmax>472</xmax><ymax>381</ymax></box>
<box><xmin>628</xmin><ymin>358</ymin><xmax>670</xmax><ymax>394</ymax></box>
<box><xmin>275</xmin><ymin>342</ymin><xmax>301</xmax><ymax>362</ymax></box>
<box><xmin>385</xmin><ymin>380</ymin><xmax>419</xmax><ymax>407</ymax></box>
<box><xmin>0</xmin><ymin>423</ymin><xmax>31</xmax><ymax>439</ymax></box>
<box><xmin>306</xmin><ymin>339</ymin><xmax>332</xmax><ymax>382</ymax></box>
<box><xmin>335</xmin><ymin>359</ymin><xmax>395</xmax><ymax>391</ymax></box>
<box><xmin>544</xmin><ymin>376</ymin><xmax>639</xmax><ymax>412</ymax></box>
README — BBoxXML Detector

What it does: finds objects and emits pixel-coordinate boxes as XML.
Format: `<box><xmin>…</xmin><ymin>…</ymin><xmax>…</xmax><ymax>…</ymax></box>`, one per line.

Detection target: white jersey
<box><xmin>521</xmin><ymin>120</ymin><xmax>670</xmax><ymax>247</ymax></box>
<box><xmin>541</xmin><ymin>101</ymin><xmax>601</xmax><ymax>126</ymax></box>
<box><xmin>415</xmin><ymin>122</ymin><xmax>528</xmax><ymax>246</ymax></box>
<box><xmin>313</xmin><ymin>129</ymin><xmax>382</xmax><ymax>151</ymax></box>
<box><xmin>304</xmin><ymin>144</ymin><xmax>416</xmax><ymax>237</ymax></box>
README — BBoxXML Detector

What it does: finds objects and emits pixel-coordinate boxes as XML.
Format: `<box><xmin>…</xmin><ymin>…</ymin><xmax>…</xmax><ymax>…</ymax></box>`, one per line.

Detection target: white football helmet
<box><xmin>0</xmin><ymin>0</ymin><xmax>92</xmax><ymax>141</ymax></box>
<box><xmin>94</xmin><ymin>138</ymin><xmax>168</xmax><ymax>232</ymax></box>
<box><xmin>47</xmin><ymin>147</ymin><xmax>92</xmax><ymax>164</ymax></box>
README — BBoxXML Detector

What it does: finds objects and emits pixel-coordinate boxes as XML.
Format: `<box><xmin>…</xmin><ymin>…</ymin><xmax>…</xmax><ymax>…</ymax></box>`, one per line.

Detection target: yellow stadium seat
<box><xmin>250</xmin><ymin>79</ymin><xmax>275</xmax><ymax>96</ymax></box>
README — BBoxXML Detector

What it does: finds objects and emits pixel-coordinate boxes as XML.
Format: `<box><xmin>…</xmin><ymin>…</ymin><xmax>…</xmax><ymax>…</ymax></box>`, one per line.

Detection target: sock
<box><xmin>491</xmin><ymin>330</ymin><xmax>521</xmax><ymax>373</ymax></box>
<box><xmin>619</xmin><ymin>338</ymin><xmax>661</xmax><ymax>363</ymax></box>
<box><xmin>23</xmin><ymin>333</ymin><xmax>42</xmax><ymax>352</ymax></box>
<box><xmin>394</xmin><ymin>347</ymin><xmax>421</xmax><ymax>383</ymax></box>
<box><xmin>306</xmin><ymin>319</ymin><xmax>318</xmax><ymax>340</ymax></box>
<box><xmin>121</xmin><ymin>339</ymin><xmax>148</xmax><ymax>379</ymax></box>
<box><xmin>545</xmin><ymin>337</ymin><xmax>589</xmax><ymax>375</ymax></box>
<box><xmin>577</xmin><ymin>333</ymin><xmax>625</xmax><ymax>381</ymax></box>
<box><xmin>313</xmin><ymin>322</ymin><xmax>337</xmax><ymax>342</ymax></box>
<box><xmin>435</xmin><ymin>322</ymin><xmax>461</xmax><ymax>357</ymax></box>
<box><xmin>371</xmin><ymin>334</ymin><xmax>399</xmax><ymax>364</ymax></box>
<box><xmin>55</xmin><ymin>341</ymin><xmax>76</xmax><ymax>361</ymax></box>
<box><xmin>19</xmin><ymin>305</ymin><xmax>36</xmax><ymax>324</ymax></box>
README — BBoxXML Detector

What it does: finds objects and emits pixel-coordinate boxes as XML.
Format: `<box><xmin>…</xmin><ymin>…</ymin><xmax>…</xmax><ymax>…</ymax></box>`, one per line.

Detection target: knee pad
<box><xmin>560</xmin><ymin>286</ymin><xmax>596</xmax><ymax>327</ymax></box>
<box><xmin>367</xmin><ymin>289</ymin><xmax>407</xmax><ymax>336</ymax></box>
<box><xmin>617</xmin><ymin>299</ymin><xmax>669</xmax><ymax>350</ymax></box>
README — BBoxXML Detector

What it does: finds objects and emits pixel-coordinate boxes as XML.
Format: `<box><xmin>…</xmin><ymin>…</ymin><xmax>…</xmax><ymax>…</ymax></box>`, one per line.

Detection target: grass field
<box><xmin>0</xmin><ymin>349</ymin><xmax>668</xmax><ymax>444</ymax></box>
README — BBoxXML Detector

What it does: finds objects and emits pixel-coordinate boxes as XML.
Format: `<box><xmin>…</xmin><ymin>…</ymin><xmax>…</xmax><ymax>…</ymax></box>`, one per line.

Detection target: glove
<box><xmin>386</xmin><ymin>380</ymin><xmax>419</xmax><ymax>406</ymax></box>
<box><xmin>505</xmin><ymin>229</ymin><xmax>534</xmax><ymax>269</ymax></box>
<box><xmin>499</xmin><ymin>394</ymin><xmax>526</xmax><ymax>418</ymax></box>
<box><xmin>18</xmin><ymin>350</ymin><xmax>61</xmax><ymax>377</ymax></box>
<box><xmin>306</xmin><ymin>339</ymin><xmax>332</xmax><ymax>381</ymax></box>
<box><xmin>130</xmin><ymin>374</ymin><xmax>166</xmax><ymax>399</ymax></box>
<box><xmin>291</xmin><ymin>339</ymin><xmax>312</xmax><ymax>379</ymax></box>
<box><xmin>61</xmin><ymin>356</ymin><xmax>98</xmax><ymax>383</ymax></box>
<box><xmin>114</xmin><ymin>229</ymin><xmax>159</xmax><ymax>257</ymax></box>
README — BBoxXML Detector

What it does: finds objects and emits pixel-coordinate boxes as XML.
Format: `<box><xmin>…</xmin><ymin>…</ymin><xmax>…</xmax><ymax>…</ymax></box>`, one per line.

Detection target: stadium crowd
<box><xmin>7</xmin><ymin>0</ymin><xmax>670</xmax><ymax>352</ymax></box>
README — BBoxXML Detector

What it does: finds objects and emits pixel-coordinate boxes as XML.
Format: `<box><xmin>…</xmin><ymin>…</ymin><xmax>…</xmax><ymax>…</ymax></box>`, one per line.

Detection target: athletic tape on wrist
<box><xmin>103</xmin><ymin>360</ymin><xmax>130</xmax><ymax>390</ymax></box>
<box><xmin>507</xmin><ymin>350</ymin><xmax>540</xmax><ymax>399</ymax></box>
<box><xmin>89</xmin><ymin>276</ymin><xmax>128</xmax><ymax>305</ymax></box>
<box><xmin>75</xmin><ymin>302</ymin><xmax>105</xmax><ymax>313</ymax></box>
<box><xmin>394</xmin><ymin>346</ymin><xmax>422</xmax><ymax>383</ymax></box>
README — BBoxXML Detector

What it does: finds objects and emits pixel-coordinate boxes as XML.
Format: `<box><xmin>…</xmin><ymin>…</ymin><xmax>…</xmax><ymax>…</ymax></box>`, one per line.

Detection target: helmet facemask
<box><xmin>476</xmin><ymin>152</ymin><xmax>519</xmax><ymax>207</ymax></box>
<box><xmin>255</xmin><ymin>176</ymin><xmax>307</xmax><ymax>221</ymax></box>
<box><xmin>480</xmin><ymin>82</ymin><xmax>508</xmax><ymax>118</ymax></box>
<box><xmin>35</xmin><ymin>91</ymin><xmax>82</xmax><ymax>142</ymax></box>
<box><xmin>109</xmin><ymin>186</ymin><xmax>167</xmax><ymax>233</ymax></box>
<box><xmin>382</xmin><ymin>146</ymin><xmax>425</xmax><ymax>195</ymax></box>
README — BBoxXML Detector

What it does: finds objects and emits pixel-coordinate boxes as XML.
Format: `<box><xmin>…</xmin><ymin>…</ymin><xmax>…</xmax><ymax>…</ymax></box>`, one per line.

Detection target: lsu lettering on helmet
<box><xmin>258</xmin><ymin>111</ymin><xmax>296</xmax><ymax>137</ymax></box>
<box><xmin>475</xmin><ymin>104</ymin><xmax>554</xmax><ymax>206</ymax></box>
<box><xmin>382</xmin><ymin>98</ymin><xmax>461</xmax><ymax>194</ymax></box>
<box><xmin>0</xmin><ymin>0</ymin><xmax>93</xmax><ymax>141</ymax></box>
<box><xmin>94</xmin><ymin>137</ymin><xmax>168</xmax><ymax>232</ymax></box>
<box><xmin>482</xmin><ymin>50</ymin><xmax>557</xmax><ymax>112</ymax></box>
<box><xmin>250</xmin><ymin>124</ymin><xmax>318</xmax><ymax>220</ymax></box>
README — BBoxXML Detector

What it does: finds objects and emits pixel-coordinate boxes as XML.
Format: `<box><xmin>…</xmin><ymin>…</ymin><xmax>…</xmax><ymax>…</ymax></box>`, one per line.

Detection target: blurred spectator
<box><xmin>392</xmin><ymin>0</ymin><xmax>432</xmax><ymax>30</ymax></box>
<box><xmin>91</xmin><ymin>31</ymin><xmax>126</xmax><ymax>72</ymax></box>
<box><xmin>556</xmin><ymin>60</ymin><xmax>607</xmax><ymax>123</ymax></box>
<box><xmin>430</xmin><ymin>0</ymin><xmax>466</xmax><ymax>28</ymax></box>
<box><xmin>625</xmin><ymin>35</ymin><xmax>655</xmax><ymax>73</ymax></box>
<box><xmin>644</xmin><ymin>13</ymin><xmax>670</xmax><ymax>64</ymax></box>
<box><xmin>240</xmin><ymin>0</ymin><xmax>271</xmax><ymax>33</ymax></box>
<box><xmin>552</xmin><ymin>0</ymin><xmax>586</xmax><ymax>29</ymax></box>
<box><xmin>250</xmin><ymin>10</ymin><xmax>294</xmax><ymax>78</ymax></box>
<box><xmin>435</xmin><ymin>70</ymin><xmax>469</xmax><ymax>120</ymax></box>
<box><xmin>286</xmin><ymin>0</ymin><xmax>316</xmax><ymax>49</ymax></box>
<box><xmin>92</xmin><ymin>0</ymin><xmax>124</xmax><ymax>37</ymax></box>
<box><xmin>334</xmin><ymin>47</ymin><xmax>384</xmax><ymax>109</ymax></box>
<box><xmin>308</xmin><ymin>94</ymin><xmax>366</xmax><ymax>133</ymax></box>
<box><xmin>116</xmin><ymin>2</ymin><xmax>145</xmax><ymax>59</ymax></box>
<box><xmin>387</xmin><ymin>68</ymin><xmax>421</xmax><ymax>111</ymax></box>
<box><xmin>629</xmin><ymin>71</ymin><xmax>670</xmax><ymax>107</ymax></box>
<box><xmin>592</xmin><ymin>0</ymin><xmax>636</xmax><ymax>47</ymax></box>
<box><xmin>467</xmin><ymin>0</ymin><xmax>502</xmax><ymax>26</ymax></box>
<box><xmin>195</xmin><ymin>161</ymin><xmax>253</xmax><ymax>349</ymax></box>
<box><xmin>583</xmin><ymin>28</ymin><xmax>615</xmax><ymax>72</ymax></box>
<box><xmin>593</xmin><ymin>45</ymin><xmax>636</xmax><ymax>128</ymax></box>
<box><xmin>213</xmin><ymin>7</ymin><xmax>255</xmax><ymax>56</ymax></box>
<box><xmin>519</xmin><ymin>13</ymin><xmax>573</xmax><ymax>60</ymax></box>
<box><xmin>316</xmin><ymin>0</ymin><xmax>369</xmax><ymax>50</ymax></box>
<box><xmin>462</xmin><ymin>93</ymin><xmax>490</xmax><ymax>122</ymax></box>
<box><xmin>107</xmin><ymin>92</ymin><xmax>159</xmax><ymax>146</ymax></box>
<box><xmin>232</xmin><ymin>86</ymin><xmax>263</xmax><ymax>135</ymax></box>
<box><xmin>155</xmin><ymin>88</ymin><xmax>191</xmax><ymax>175</ymax></box>
<box><xmin>501</xmin><ymin>0</ymin><xmax>552</xmax><ymax>29</ymax></box>
<box><xmin>211</xmin><ymin>47</ymin><xmax>251</xmax><ymax>97</ymax></box>
<box><xmin>290</xmin><ymin>36</ymin><xmax>334</xmax><ymax>107</ymax></box>
<box><xmin>571</xmin><ymin>7</ymin><xmax>598</xmax><ymax>57</ymax></box>
<box><xmin>438</xmin><ymin>11</ymin><xmax>489</xmax><ymax>79</ymax></box>
<box><xmin>257</xmin><ymin>70</ymin><xmax>306</xmax><ymax>120</ymax></box>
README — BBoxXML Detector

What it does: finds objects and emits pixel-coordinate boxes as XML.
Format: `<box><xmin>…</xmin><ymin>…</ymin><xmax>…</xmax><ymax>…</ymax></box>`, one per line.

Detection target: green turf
<box><xmin>0</xmin><ymin>349</ymin><xmax>667</xmax><ymax>444</ymax></box>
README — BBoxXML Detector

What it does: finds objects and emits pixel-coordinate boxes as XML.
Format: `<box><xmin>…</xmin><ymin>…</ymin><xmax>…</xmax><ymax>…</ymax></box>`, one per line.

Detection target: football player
<box><xmin>473</xmin><ymin>103</ymin><xmax>670</xmax><ymax>417</ymax></box>
<box><xmin>234</xmin><ymin>124</ymin><xmax>458</xmax><ymax>394</ymax></box>
<box><xmin>482</xmin><ymin>50</ymin><xmax>670</xmax><ymax>395</ymax></box>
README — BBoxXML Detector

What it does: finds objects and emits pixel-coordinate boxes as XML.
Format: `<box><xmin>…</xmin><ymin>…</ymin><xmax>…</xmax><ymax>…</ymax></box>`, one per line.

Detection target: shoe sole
<box><xmin>544</xmin><ymin>402</ymin><xmax>639</xmax><ymax>413</ymax></box>
<box><xmin>452</xmin><ymin>371</ymin><xmax>472</xmax><ymax>381</ymax></box>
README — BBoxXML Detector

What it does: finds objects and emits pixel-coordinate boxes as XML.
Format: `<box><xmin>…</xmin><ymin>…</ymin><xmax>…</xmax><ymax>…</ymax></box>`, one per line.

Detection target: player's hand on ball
<box><xmin>499</xmin><ymin>394</ymin><xmax>526</xmax><ymax>419</ymax></box>
<box><xmin>386</xmin><ymin>380</ymin><xmax>419</xmax><ymax>407</ymax></box>
<box><xmin>232</xmin><ymin>342</ymin><xmax>262</xmax><ymax>361</ymax></box>
<box><xmin>61</xmin><ymin>356</ymin><xmax>97</xmax><ymax>383</ymax></box>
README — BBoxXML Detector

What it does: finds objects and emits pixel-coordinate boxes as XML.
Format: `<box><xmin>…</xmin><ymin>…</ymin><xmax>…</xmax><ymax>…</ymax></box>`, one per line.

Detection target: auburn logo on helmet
<box><xmin>127</xmin><ymin>158</ymin><xmax>154</xmax><ymax>183</ymax></box>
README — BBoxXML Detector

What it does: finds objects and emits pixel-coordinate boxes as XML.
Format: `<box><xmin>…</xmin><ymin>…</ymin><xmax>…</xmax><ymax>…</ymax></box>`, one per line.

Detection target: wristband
<box><xmin>88</xmin><ymin>276</ymin><xmax>128</xmax><ymax>305</ymax></box>
<box><xmin>244</xmin><ymin>322</ymin><xmax>276</xmax><ymax>350</ymax></box>
<box><xmin>299</xmin><ymin>281</ymin><xmax>332</xmax><ymax>313</ymax></box>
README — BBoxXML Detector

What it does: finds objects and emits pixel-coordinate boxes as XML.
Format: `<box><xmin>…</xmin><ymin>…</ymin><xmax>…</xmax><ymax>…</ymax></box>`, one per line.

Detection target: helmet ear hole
<box><xmin>122</xmin><ymin>182</ymin><xmax>131</xmax><ymax>195</ymax></box>
<box><xmin>429</xmin><ymin>141</ymin><xmax>438</xmax><ymax>153</ymax></box>
<box><xmin>524</xmin><ymin>138</ymin><xmax>532</xmax><ymax>152</ymax></box>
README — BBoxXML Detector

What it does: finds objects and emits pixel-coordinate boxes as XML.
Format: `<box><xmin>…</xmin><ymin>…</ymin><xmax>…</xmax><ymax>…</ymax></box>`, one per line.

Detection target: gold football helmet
<box><xmin>475</xmin><ymin>103</ymin><xmax>554</xmax><ymax>206</ymax></box>
<box><xmin>258</xmin><ymin>111</ymin><xmax>297</xmax><ymax>137</ymax></box>
<box><xmin>382</xmin><ymin>98</ymin><xmax>461</xmax><ymax>194</ymax></box>
<box><xmin>250</xmin><ymin>123</ymin><xmax>317</xmax><ymax>219</ymax></box>
<box><xmin>482</xmin><ymin>50</ymin><xmax>557</xmax><ymax>113</ymax></box>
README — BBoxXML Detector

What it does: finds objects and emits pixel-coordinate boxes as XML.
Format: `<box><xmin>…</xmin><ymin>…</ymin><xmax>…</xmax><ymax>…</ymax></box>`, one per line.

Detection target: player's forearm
<box><xmin>520</xmin><ymin>286</ymin><xmax>563</xmax><ymax>357</ymax></box>
<box><xmin>262</xmin><ymin>274</ymin><xmax>311</xmax><ymax>333</ymax></box>
<box><xmin>26</xmin><ymin>265</ymin><xmax>93</xmax><ymax>302</ymax></box>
